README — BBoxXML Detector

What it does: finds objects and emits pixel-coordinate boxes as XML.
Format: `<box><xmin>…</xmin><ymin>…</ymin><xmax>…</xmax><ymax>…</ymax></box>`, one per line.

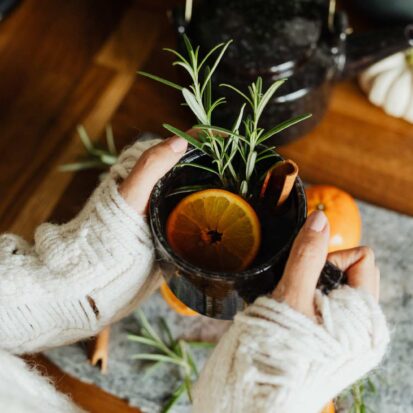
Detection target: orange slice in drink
<box><xmin>160</xmin><ymin>282</ymin><xmax>199</xmax><ymax>317</ymax></box>
<box><xmin>166</xmin><ymin>189</ymin><xmax>261</xmax><ymax>272</ymax></box>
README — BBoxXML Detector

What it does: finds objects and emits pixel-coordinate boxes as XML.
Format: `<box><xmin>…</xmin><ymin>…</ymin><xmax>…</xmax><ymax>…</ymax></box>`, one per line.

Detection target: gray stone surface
<box><xmin>45</xmin><ymin>200</ymin><xmax>413</xmax><ymax>412</ymax></box>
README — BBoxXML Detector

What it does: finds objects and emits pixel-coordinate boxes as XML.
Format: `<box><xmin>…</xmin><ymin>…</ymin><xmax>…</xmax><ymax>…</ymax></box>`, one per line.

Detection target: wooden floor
<box><xmin>0</xmin><ymin>0</ymin><xmax>184</xmax><ymax>411</ymax></box>
<box><xmin>1</xmin><ymin>0</ymin><xmax>412</xmax><ymax>412</ymax></box>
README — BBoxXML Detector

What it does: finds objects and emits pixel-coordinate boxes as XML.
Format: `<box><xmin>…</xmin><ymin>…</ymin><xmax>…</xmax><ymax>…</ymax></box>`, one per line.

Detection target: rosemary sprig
<box><xmin>337</xmin><ymin>376</ymin><xmax>379</xmax><ymax>413</ymax></box>
<box><xmin>59</xmin><ymin>125</ymin><xmax>118</xmax><ymax>172</ymax></box>
<box><xmin>128</xmin><ymin>310</ymin><xmax>214</xmax><ymax>413</ymax></box>
<box><xmin>139</xmin><ymin>35</ymin><xmax>311</xmax><ymax>198</ymax></box>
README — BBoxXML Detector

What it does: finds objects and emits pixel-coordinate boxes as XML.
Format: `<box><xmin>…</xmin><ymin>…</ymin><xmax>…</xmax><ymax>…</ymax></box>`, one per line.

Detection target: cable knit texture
<box><xmin>0</xmin><ymin>136</ymin><xmax>390</xmax><ymax>413</ymax></box>
<box><xmin>193</xmin><ymin>286</ymin><xmax>389</xmax><ymax>413</ymax></box>
<box><xmin>0</xmin><ymin>349</ymin><xmax>84</xmax><ymax>413</ymax></box>
<box><xmin>0</xmin><ymin>137</ymin><xmax>162</xmax><ymax>355</ymax></box>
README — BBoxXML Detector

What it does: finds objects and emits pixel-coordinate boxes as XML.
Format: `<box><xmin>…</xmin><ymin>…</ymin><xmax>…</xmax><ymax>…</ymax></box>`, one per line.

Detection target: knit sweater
<box><xmin>0</xmin><ymin>138</ymin><xmax>389</xmax><ymax>413</ymax></box>
<box><xmin>193</xmin><ymin>288</ymin><xmax>389</xmax><ymax>413</ymax></box>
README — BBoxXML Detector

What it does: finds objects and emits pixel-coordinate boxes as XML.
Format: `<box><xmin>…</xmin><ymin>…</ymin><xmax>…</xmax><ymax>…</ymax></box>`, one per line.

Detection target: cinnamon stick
<box><xmin>260</xmin><ymin>160</ymin><xmax>299</xmax><ymax>208</ymax></box>
<box><xmin>89</xmin><ymin>326</ymin><xmax>111</xmax><ymax>374</ymax></box>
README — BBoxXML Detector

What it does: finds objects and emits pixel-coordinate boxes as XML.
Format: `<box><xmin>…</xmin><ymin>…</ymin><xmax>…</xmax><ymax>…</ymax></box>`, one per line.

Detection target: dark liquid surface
<box><xmin>159</xmin><ymin>155</ymin><xmax>299</xmax><ymax>272</ymax></box>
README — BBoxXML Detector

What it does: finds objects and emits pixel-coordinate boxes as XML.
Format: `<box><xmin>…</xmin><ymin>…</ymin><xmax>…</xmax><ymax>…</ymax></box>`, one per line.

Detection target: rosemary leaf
<box><xmin>256</xmin><ymin>78</ymin><xmax>287</xmax><ymax>122</ymax></box>
<box><xmin>166</xmin><ymin>184</ymin><xmax>215</xmax><ymax>197</ymax></box>
<box><xmin>161</xmin><ymin>382</ymin><xmax>186</xmax><ymax>413</ymax></box>
<box><xmin>258</xmin><ymin>113</ymin><xmax>312</xmax><ymax>144</ymax></box>
<box><xmin>182</xmin><ymin>88</ymin><xmax>209</xmax><ymax>124</ymax></box>
<box><xmin>201</xmin><ymin>40</ymin><xmax>233</xmax><ymax>95</ymax></box>
<box><xmin>105</xmin><ymin>125</ymin><xmax>117</xmax><ymax>155</ymax></box>
<box><xmin>163</xmin><ymin>124</ymin><xmax>203</xmax><ymax>150</ymax></box>
<box><xmin>177</xmin><ymin>162</ymin><xmax>220</xmax><ymax>176</ymax></box>
<box><xmin>219</xmin><ymin>83</ymin><xmax>253</xmax><ymax>107</ymax></box>
<box><xmin>163</xmin><ymin>47</ymin><xmax>189</xmax><ymax>64</ymax></box>
<box><xmin>138</xmin><ymin>71</ymin><xmax>183</xmax><ymax>91</ymax></box>
<box><xmin>130</xmin><ymin>353</ymin><xmax>185</xmax><ymax>367</ymax></box>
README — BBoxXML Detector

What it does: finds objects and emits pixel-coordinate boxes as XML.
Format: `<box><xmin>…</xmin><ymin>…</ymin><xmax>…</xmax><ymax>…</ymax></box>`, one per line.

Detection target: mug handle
<box><xmin>318</xmin><ymin>261</ymin><xmax>346</xmax><ymax>294</ymax></box>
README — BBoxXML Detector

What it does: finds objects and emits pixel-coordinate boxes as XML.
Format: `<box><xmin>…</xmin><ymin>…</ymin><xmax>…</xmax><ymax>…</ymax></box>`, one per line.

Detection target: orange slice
<box><xmin>166</xmin><ymin>189</ymin><xmax>261</xmax><ymax>272</ymax></box>
<box><xmin>160</xmin><ymin>282</ymin><xmax>199</xmax><ymax>317</ymax></box>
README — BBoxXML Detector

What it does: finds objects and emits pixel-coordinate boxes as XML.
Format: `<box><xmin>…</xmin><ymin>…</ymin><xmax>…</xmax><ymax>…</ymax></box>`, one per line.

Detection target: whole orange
<box><xmin>321</xmin><ymin>401</ymin><xmax>336</xmax><ymax>413</ymax></box>
<box><xmin>305</xmin><ymin>185</ymin><xmax>362</xmax><ymax>252</ymax></box>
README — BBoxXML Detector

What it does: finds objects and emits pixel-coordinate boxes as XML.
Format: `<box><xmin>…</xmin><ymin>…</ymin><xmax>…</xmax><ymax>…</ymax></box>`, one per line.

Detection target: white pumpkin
<box><xmin>359</xmin><ymin>49</ymin><xmax>413</xmax><ymax>123</ymax></box>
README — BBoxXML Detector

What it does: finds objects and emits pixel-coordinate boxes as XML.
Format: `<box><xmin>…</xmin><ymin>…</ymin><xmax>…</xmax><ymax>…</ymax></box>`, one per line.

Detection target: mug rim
<box><xmin>149</xmin><ymin>148</ymin><xmax>307</xmax><ymax>281</ymax></box>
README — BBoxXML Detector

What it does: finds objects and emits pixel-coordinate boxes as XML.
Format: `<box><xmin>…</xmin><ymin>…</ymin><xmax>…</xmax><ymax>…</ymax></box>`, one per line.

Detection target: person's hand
<box><xmin>118</xmin><ymin>135</ymin><xmax>188</xmax><ymax>215</ymax></box>
<box><xmin>273</xmin><ymin>210</ymin><xmax>380</xmax><ymax>318</ymax></box>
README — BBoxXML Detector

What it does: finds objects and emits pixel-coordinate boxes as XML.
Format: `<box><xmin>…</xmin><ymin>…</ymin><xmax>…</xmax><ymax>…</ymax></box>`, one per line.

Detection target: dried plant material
<box><xmin>89</xmin><ymin>326</ymin><xmax>111</xmax><ymax>374</ymax></box>
<box><xmin>260</xmin><ymin>160</ymin><xmax>299</xmax><ymax>207</ymax></box>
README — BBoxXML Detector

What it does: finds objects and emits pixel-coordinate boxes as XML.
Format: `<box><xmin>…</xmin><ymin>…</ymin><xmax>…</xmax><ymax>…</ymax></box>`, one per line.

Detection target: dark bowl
<box><xmin>149</xmin><ymin>148</ymin><xmax>343</xmax><ymax>319</ymax></box>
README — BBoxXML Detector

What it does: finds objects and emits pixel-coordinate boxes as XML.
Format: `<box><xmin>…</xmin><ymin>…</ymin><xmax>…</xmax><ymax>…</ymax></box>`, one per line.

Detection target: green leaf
<box><xmin>166</xmin><ymin>184</ymin><xmax>215</xmax><ymax>197</ymax></box>
<box><xmin>256</xmin><ymin>78</ymin><xmax>287</xmax><ymax>121</ymax></box>
<box><xmin>163</xmin><ymin>47</ymin><xmax>189</xmax><ymax>64</ymax></box>
<box><xmin>100</xmin><ymin>153</ymin><xmax>118</xmax><ymax>165</ymax></box>
<box><xmin>220</xmin><ymin>83</ymin><xmax>253</xmax><ymax>107</ymax></box>
<box><xmin>131</xmin><ymin>353</ymin><xmax>185</xmax><ymax>367</ymax></box>
<box><xmin>185</xmin><ymin>347</ymin><xmax>199</xmax><ymax>377</ymax></box>
<box><xmin>367</xmin><ymin>378</ymin><xmax>377</xmax><ymax>394</ymax></box>
<box><xmin>258</xmin><ymin>113</ymin><xmax>312</xmax><ymax>144</ymax></box>
<box><xmin>138</xmin><ymin>71</ymin><xmax>183</xmax><ymax>91</ymax></box>
<box><xmin>173</xmin><ymin>60</ymin><xmax>195</xmax><ymax>77</ymax></box>
<box><xmin>240</xmin><ymin>180</ymin><xmax>248</xmax><ymax>197</ymax></box>
<box><xmin>77</xmin><ymin>125</ymin><xmax>93</xmax><ymax>151</ymax></box>
<box><xmin>182</xmin><ymin>34</ymin><xmax>194</xmax><ymax>57</ymax></box>
<box><xmin>203</xmin><ymin>66</ymin><xmax>212</xmax><ymax>112</ymax></box>
<box><xmin>136</xmin><ymin>310</ymin><xmax>175</xmax><ymax>358</ymax></box>
<box><xmin>105</xmin><ymin>125</ymin><xmax>117</xmax><ymax>155</ymax></box>
<box><xmin>159</xmin><ymin>317</ymin><xmax>174</xmax><ymax>347</ymax></box>
<box><xmin>161</xmin><ymin>382</ymin><xmax>186</xmax><ymax>413</ymax></box>
<box><xmin>177</xmin><ymin>162</ymin><xmax>220</xmax><ymax>176</ymax></box>
<box><xmin>256</xmin><ymin>153</ymin><xmax>279</xmax><ymax>163</ymax></box>
<box><xmin>201</xmin><ymin>40</ymin><xmax>233</xmax><ymax>95</ymax></box>
<box><xmin>246</xmin><ymin>151</ymin><xmax>257</xmax><ymax>179</ymax></box>
<box><xmin>193</xmin><ymin>124</ymin><xmax>249</xmax><ymax>145</ymax></box>
<box><xmin>162</xmin><ymin>124</ymin><xmax>203</xmax><ymax>150</ymax></box>
<box><xmin>232</xmin><ymin>104</ymin><xmax>246</xmax><ymax>133</ymax></box>
<box><xmin>207</xmin><ymin>97</ymin><xmax>226</xmax><ymax>117</ymax></box>
<box><xmin>182</xmin><ymin>88</ymin><xmax>208</xmax><ymax>124</ymax></box>
<box><xmin>187</xmin><ymin>341</ymin><xmax>216</xmax><ymax>349</ymax></box>
<box><xmin>199</xmin><ymin>42</ymin><xmax>226</xmax><ymax>71</ymax></box>
<box><xmin>127</xmin><ymin>335</ymin><xmax>164</xmax><ymax>350</ymax></box>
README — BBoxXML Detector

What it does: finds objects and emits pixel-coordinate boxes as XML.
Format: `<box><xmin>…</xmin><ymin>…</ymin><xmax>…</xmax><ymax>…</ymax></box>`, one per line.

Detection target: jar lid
<box><xmin>188</xmin><ymin>0</ymin><xmax>327</xmax><ymax>77</ymax></box>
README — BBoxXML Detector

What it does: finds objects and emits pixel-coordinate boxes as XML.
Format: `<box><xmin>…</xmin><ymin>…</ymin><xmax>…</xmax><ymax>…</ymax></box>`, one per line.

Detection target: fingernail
<box><xmin>307</xmin><ymin>210</ymin><xmax>327</xmax><ymax>232</ymax></box>
<box><xmin>168</xmin><ymin>136</ymin><xmax>187</xmax><ymax>153</ymax></box>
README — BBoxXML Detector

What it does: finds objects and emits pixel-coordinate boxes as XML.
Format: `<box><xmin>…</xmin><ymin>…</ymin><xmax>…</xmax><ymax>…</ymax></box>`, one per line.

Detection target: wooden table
<box><xmin>1</xmin><ymin>0</ymin><xmax>412</xmax><ymax>412</ymax></box>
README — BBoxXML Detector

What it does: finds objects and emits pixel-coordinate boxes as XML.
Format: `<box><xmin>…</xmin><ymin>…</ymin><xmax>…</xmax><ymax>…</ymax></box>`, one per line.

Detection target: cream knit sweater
<box><xmin>0</xmin><ymin>139</ymin><xmax>389</xmax><ymax>413</ymax></box>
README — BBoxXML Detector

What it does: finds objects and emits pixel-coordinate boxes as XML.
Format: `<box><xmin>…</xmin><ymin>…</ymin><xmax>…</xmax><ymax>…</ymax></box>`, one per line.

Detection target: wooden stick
<box><xmin>89</xmin><ymin>326</ymin><xmax>111</xmax><ymax>374</ymax></box>
<box><xmin>260</xmin><ymin>160</ymin><xmax>299</xmax><ymax>208</ymax></box>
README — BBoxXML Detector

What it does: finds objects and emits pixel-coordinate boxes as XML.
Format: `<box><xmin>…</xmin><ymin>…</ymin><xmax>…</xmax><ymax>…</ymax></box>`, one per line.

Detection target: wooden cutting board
<box><xmin>278</xmin><ymin>80</ymin><xmax>413</xmax><ymax>216</ymax></box>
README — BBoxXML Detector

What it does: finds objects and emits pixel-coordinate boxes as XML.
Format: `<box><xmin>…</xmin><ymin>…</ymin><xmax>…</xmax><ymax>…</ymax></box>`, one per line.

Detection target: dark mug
<box><xmin>149</xmin><ymin>148</ymin><xmax>344</xmax><ymax>319</ymax></box>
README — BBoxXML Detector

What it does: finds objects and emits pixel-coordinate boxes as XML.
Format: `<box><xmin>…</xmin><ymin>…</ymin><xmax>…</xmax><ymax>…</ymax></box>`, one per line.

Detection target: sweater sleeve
<box><xmin>0</xmin><ymin>137</ymin><xmax>162</xmax><ymax>354</ymax></box>
<box><xmin>193</xmin><ymin>286</ymin><xmax>390</xmax><ymax>413</ymax></box>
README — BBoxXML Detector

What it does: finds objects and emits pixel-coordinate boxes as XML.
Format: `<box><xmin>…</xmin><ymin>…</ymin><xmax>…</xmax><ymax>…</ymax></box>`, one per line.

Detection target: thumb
<box><xmin>273</xmin><ymin>211</ymin><xmax>330</xmax><ymax>317</ymax></box>
<box><xmin>119</xmin><ymin>135</ymin><xmax>188</xmax><ymax>215</ymax></box>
